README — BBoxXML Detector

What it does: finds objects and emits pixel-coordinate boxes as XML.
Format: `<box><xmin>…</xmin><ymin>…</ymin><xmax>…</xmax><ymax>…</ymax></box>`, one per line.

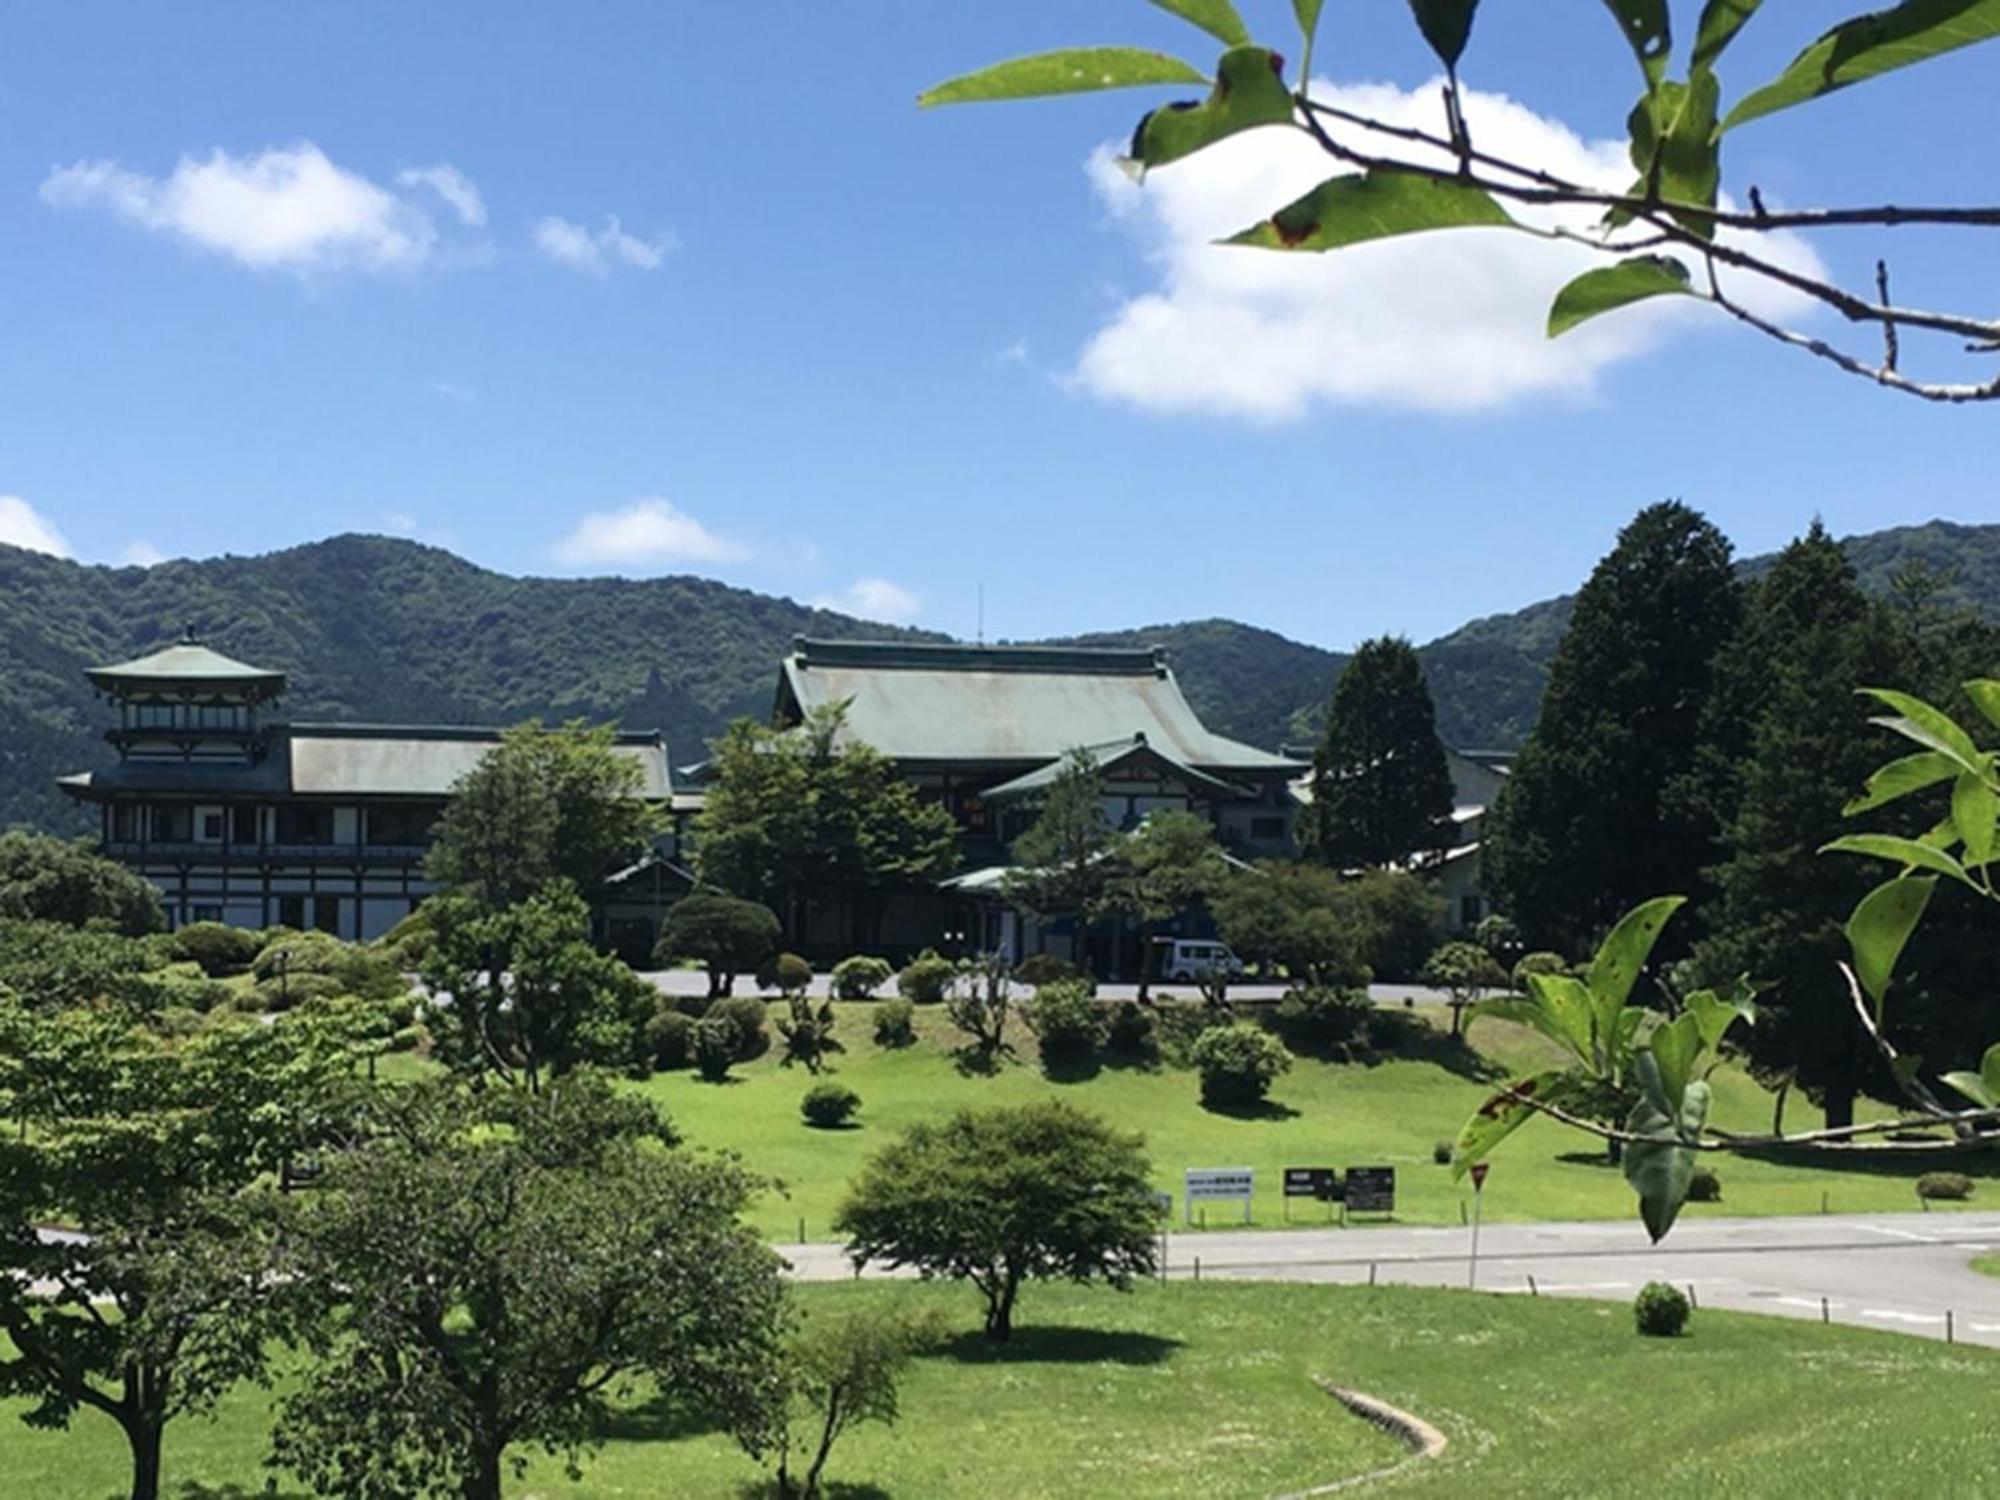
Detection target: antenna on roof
<box><xmin>977</xmin><ymin>583</ymin><xmax>985</xmax><ymax>647</ymax></box>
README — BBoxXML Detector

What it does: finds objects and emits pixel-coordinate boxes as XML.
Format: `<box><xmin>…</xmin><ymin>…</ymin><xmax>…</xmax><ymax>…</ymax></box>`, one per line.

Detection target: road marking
<box><xmin>1860</xmin><ymin>1223</ymin><xmax>1940</xmax><ymax>1244</ymax></box>
<box><xmin>1862</xmin><ymin>1308</ymin><xmax>1945</xmax><ymax>1325</ymax></box>
<box><xmin>1772</xmin><ymin>1296</ymin><xmax>1836</xmax><ymax>1312</ymax></box>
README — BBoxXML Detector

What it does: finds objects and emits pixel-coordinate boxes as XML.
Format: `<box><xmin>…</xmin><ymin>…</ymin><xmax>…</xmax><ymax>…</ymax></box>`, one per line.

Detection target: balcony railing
<box><xmin>103</xmin><ymin>840</ymin><xmax>431</xmax><ymax>865</ymax></box>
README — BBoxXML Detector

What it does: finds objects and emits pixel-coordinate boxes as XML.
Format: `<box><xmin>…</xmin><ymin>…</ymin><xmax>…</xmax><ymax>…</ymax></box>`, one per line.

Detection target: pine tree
<box><xmin>1483</xmin><ymin>502</ymin><xmax>1742</xmax><ymax>954</ymax></box>
<box><xmin>1304</xmin><ymin>637</ymin><xmax>1456</xmax><ymax>869</ymax></box>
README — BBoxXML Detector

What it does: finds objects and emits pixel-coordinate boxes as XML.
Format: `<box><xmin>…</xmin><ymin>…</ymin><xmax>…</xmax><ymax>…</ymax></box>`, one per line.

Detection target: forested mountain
<box><xmin>4</xmin><ymin>521</ymin><xmax>1996</xmax><ymax>834</ymax></box>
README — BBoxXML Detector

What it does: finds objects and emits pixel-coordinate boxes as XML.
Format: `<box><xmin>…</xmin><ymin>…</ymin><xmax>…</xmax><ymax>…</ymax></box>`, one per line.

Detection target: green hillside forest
<box><xmin>3</xmin><ymin>520</ymin><xmax>1995</xmax><ymax>834</ymax></box>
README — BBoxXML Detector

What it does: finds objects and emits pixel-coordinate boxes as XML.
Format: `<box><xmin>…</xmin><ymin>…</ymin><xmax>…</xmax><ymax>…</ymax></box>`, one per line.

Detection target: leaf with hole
<box><xmin>1725</xmin><ymin>0</ymin><xmax>2000</xmax><ymax>132</ymax></box>
<box><xmin>1624</xmin><ymin>1056</ymin><xmax>1708</xmax><ymax>1242</ymax></box>
<box><xmin>1130</xmin><ymin>47</ymin><xmax>1294</xmax><ymax>171</ymax></box>
<box><xmin>1548</xmin><ymin>256</ymin><xmax>1694</xmax><ymax>337</ymax></box>
<box><xmin>1586</xmin><ymin>895</ymin><xmax>1685</xmax><ymax>1049</ymax></box>
<box><xmin>1601</xmin><ymin>0</ymin><xmax>1674</xmax><ymax>84</ymax></box>
<box><xmin>1952</xmin><ymin>769</ymin><xmax>1999</xmax><ymax>865</ymax></box>
<box><xmin>1228</xmin><ymin>166</ymin><xmax>1513</xmax><ymax>250</ymax></box>
<box><xmin>1843</xmin><ymin>749</ymin><xmax>1961</xmax><ymax>814</ymax></box>
<box><xmin>1149</xmin><ymin>0</ymin><xmax>1252</xmax><ymax>48</ymax></box>
<box><xmin>919</xmin><ymin>49</ymin><xmax>1211</xmax><ymax>108</ymax></box>
<box><xmin>1453</xmin><ymin>1070</ymin><xmax>1585</xmax><ymax>1179</ymax></box>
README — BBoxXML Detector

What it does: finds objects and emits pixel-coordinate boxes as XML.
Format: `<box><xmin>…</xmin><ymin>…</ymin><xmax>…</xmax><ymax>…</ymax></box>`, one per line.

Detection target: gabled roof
<box><xmin>88</xmin><ymin>633</ymin><xmax>287</xmax><ymax>700</ymax></box>
<box><xmin>980</xmin><ymin>734</ymin><xmax>1246</xmax><ymax>803</ymax></box>
<box><xmin>777</xmin><ymin>638</ymin><xmax>1299</xmax><ymax>773</ymax></box>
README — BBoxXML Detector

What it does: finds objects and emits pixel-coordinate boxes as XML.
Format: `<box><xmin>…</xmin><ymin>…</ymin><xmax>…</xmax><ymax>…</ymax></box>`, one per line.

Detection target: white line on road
<box><xmin>1860</xmin><ymin>1223</ymin><xmax>1941</xmax><ymax>1243</ymax></box>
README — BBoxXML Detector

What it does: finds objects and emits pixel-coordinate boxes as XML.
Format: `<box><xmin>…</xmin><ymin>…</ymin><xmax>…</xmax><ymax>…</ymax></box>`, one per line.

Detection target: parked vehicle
<box><xmin>1158</xmin><ymin>939</ymin><xmax>1244</xmax><ymax>983</ymax></box>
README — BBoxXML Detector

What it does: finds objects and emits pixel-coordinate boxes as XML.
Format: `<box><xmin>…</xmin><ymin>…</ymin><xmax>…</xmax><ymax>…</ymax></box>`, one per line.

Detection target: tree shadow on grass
<box><xmin>176</xmin><ymin>1486</ymin><xmax>312</xmax><ymax>1500</ymax></box>
<box><xmin>950</xmin><ymin>1044</ymin><xmax>1017</xmax><ymax>1078</ymax></box>
<box><xmin>593</xmin><ymin>1391</ymin><xmax>729</xmax><ymax>1444</ymax></box>
<box><xmin>1039</xmin><ymin>1052</ymin><xmax>1102</xmax><ymax>1085</ymax></box>
<box><xmin>937</xmin><ymin>1324</ymin><xmax>1183</xmax><ymax>1366</ymax></box>
<box><xmin>734</xmin><ymin>1482</ymin><xmax>893</xmax><ymax>1500</ymax></box>
<box><xmin>1200</xmin><ymin>1097</ymin><xmax>1302</xmax><ymax>1122</ymax></box>
<box><xmin>1098</xmin><ymin>1046</ymin><xmax>1163</xmax><ymax>1075</ymax></box>
<box><xmin>1555</xmin><ymin>1150</ymin><xmax>1623</xmax><ymax>1169</ymax></box>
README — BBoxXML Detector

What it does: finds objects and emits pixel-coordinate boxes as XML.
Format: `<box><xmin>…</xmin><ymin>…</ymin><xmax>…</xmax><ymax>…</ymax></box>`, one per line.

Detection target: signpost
<box><xmin>1343</xmin><ymin>1166</ymin><xmax>1395</xmax><ymax>1222</ymax></box>
<box><xmin>1468</xmin><ymin>1160</ymin><xmax>1490</xmax><ymax>1288</ymax></box>
<box><xmin>1282</xmin><ymin>1168</ymin><xmax>1338</xmax><ymax>1222</ymax></box>
<box><xmin>1184</xmin><ymin>1167</ymin><xmax>1254</xmax><ymax>1226</ymax></box>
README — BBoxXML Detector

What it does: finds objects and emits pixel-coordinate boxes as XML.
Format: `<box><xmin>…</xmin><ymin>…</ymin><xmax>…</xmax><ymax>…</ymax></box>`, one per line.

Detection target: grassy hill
<box><xmin>4</xmin><ymin>519</ymin><xmax>1996</xmax><ymax>832</ymax></box>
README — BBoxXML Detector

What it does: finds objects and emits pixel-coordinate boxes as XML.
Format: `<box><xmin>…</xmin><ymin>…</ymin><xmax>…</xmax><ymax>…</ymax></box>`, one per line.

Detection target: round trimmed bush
<box><xmin>1025</xmin><ymin>980</ymin><xmax>1101</xmax><ymax>1064</ymax></box>
<box><xmin>1917</xmin><ymin>1171</ymin><xmax>1976</xmax><ymax>1202</ymax></box>
<box><xmin>1271</xmin><ymin>985</ymin><xmax>1371</xmax><ymax>1057</ymax></box>
<box><xmin>896</xmin><ymin>949</ymin><xmax>955</xmax><ymax>1004</ymax></box>
<box><xmin>872</xmin><ymin>997</ymin><xmax>916</xmax><ymax>1048</ymax></box>
<box><xmin>1432</xmin><ymin>1140</ymin><xmax>1454</xmax><ymax>1166</ymax></box>
<box><xmin>832</xmin><ymin>954</ymin><xmax>894</xmax><ymax>1000</ymax></box>
<box><xmin>801</xmin><ymin>1081</ymin><xmax>862</xmax><ymax>1128</ymax></box>
<box><xmin>1105</xmin><ymin>1000</ymin><xmax>1155</xmax><ymax>1056</ymax></box>
<box><xmin>708</xmin><ymin>995</ymin><xmax>769</xmax><ymax>1059</ymax></box>
<box><xmin>1634</xmin><ymin>1281</ymin><xmax>1690</xmax><ymax>1338</ymax></box>
<box><xmin>1687</xmin><ymin>1166</ymin><xmax>1722</xmax><ymax>1203</ymax></box>
<box><xmin>1191</xmin><ymin>1023</ymin><xmax>1292</xmax><ymax>1108</ymax></box>
<box><xmin>170</xmin><ymin>922</ymin><xmax>262</xmax><ymax>977</ymax></box>
<box><xmin>1015</xmin><ymin>953</ymin><xmax>1084</xmax><ymax>989</ymax></box>
<box><xmin>644</xmin><ymin>1007</ymin><xmax>693</xmax><ymax>1070</ymax></box>
<box><xmin>758</xmin><ymin>951</ymin><xmax>814</xmax><ymax>995</ymax></box>
<box><xmin>692</xmin><ymin>1015</ymin><xmax>738</xmax><ymax>1082</ymax></box>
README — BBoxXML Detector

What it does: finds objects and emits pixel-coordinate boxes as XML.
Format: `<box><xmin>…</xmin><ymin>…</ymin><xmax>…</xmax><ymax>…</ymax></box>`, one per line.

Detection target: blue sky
<box><xmin>1</xmin><ymin>2</ymin><xmax>1993</xmax><ymax>650</ymax></box>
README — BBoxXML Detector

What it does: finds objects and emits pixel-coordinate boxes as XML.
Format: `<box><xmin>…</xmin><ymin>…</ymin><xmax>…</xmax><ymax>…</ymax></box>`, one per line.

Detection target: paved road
<box><xmin>638</xmin><ymin>970</ymin><xmax>1451</xmax><ymax>1006</ymax></box>
<box><xmin>782</xmin><ymin>1210</ymin><xmax>2000</xmax><ymax>1348</ymax></box>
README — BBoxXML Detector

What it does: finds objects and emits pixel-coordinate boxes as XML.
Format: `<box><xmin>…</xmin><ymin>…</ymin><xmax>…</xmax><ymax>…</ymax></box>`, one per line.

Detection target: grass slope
<box><xmin>650</xmin><ymin>1003</ymin><xmax>1995</xmax><ymax>1242</ymax></box>
<box><xmin>7</xmin><ymin>1282</ymin><xmax>1997</xmax><ymax>1498</ymax></box>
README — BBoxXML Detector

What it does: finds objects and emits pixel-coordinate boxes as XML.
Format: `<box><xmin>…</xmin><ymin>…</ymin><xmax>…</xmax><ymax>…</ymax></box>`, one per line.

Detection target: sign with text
<box><xmin>1184</xmin><ymin>1167</ymin><xmax>1254</xmax><ymax>1224</ymax></box>
<box><xmin>1283</xmin><ymin>1168</ymin><xmax>1338</xmax><ymax>1200</ymax></box>
<box><xmin>1344</xmin><ymin>1166</ymin><xmax>1396</xmax><ymax>1215</ymax></box>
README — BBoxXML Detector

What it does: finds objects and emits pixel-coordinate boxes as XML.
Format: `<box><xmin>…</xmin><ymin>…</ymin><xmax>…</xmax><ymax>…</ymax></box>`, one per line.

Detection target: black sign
<box><xmin>1345</xmin><ymin>1166</ymin><xmax>1396</xmax><ymax>1214</ymax></box>
<box><xmin>1284</xmin><ymin>1167</ymin><xmax>1338</xmax><ymax>1200</ymax></box>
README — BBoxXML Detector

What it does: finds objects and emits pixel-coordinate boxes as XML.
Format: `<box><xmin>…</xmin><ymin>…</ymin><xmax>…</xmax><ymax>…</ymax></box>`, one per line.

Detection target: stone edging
<box><xmin>1273</xmin><ymin>1381</ymin><xmax>1448</xmax><ymax>1498</ymax></box>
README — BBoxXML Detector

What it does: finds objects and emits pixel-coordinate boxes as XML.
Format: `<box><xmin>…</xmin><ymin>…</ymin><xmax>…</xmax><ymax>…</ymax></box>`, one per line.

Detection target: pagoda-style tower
<box><xmin>86</xmin><ymin>628</ymin><xmax>287</xmax><ymax>767</ymax></box>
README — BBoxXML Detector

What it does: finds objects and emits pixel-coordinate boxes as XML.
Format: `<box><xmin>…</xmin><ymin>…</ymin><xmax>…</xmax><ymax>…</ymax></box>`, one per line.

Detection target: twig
<box><xmin>1840</xmin><ymin>962</ymin><xmax>1974</xmax><ymax>1133</ymax></box>
<box><xmin>1877</xmin><ymin>261</ymin><xmax>1900</xmax><ymax>373</ymax></box>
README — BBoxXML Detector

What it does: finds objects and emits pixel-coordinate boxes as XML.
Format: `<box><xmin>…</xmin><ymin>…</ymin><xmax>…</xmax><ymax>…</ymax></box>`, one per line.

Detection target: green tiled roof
<box><xmin>88</xmin><ymin>635</ymin><xmax>287</xmax><ymax>698</ymax></box>
<box><xmin>980</xmin><ymin>734</ymin><xmax>1246</xmax><ymax>802</ymax></box>
<box><xmin>779</xmin><ymin>639</ymin><xmax>1299</xmax><ymax>773</ymax></box>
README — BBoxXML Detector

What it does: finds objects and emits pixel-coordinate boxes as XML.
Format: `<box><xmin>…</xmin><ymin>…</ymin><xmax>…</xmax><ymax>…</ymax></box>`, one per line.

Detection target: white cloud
<box><xmin>117</xmin><ymin>540</ymin><xmax>166</xmax><ymax>567</ymax></box>
<box><xmin>1072</xmin><ymin>79</ymin><xmax>1825</xmax><ymax>420</ymax></box>
<box><xmin>40</xmin><ymin>144</ymin><xmax>473</xmax><ymax>273</ymax></box>
<box><xmin>553</xmin><ymin>498</ymin><xmax>744</xmax><ymax>568</ymax></box>
<box><xmin>533</xmin><ymin>214</ymin><xmax>673</xmax><ymax>275</ymax></box>
<box><xmin>0</xmin><ymin>496</ymin><xmax>72</xmax><ymax>557</ymax></box>
<box><xmin>396</xmin><ymin>164</ymin><xmax>485</xmax><ymax>227</ymax></box>
<box><xmin>813</xmin><ymin>578</ymin><xmax>922</xmax><ymax>625</ymax></box>
<box><xmin>426</xmin><ymin>381</ymin><xmax>477</xmax><ymax>403</ymax></box>
<box><xmin>381</xmin><ymin>512</ymin><xmax>420</xmax><ymax>536</ymax></box>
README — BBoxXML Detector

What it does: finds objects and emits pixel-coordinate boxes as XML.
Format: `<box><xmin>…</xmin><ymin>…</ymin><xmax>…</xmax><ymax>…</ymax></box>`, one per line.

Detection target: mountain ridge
<box><xmin>4</xmin><ymin>519</ymin><xmax>1995</xmax><ymax>833</ymax></box>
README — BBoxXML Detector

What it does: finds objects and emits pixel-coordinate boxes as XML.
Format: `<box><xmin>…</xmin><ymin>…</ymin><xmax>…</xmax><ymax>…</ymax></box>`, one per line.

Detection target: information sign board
<box><xmin>1184</xmin><ymin>1167</ymin><xmax>1254</xmax><ymax>1224</ymax></box>
<box><xmin>1344</xmin><ymin>1166</ymin><xmax>1396</xmax><ymax>1215</ymax></box>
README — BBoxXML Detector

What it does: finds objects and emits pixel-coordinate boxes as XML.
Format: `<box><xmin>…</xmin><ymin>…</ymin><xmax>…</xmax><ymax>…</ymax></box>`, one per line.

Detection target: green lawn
<box><xmin>8</xmin><ymin>1281</ymin><xmax>1997</xmax><ymax>1498</ymax></box>
<box><xmin>642</xmin><ymin>1002</ymin><xmax>1995</xmax><ymax>1241</ymax></box>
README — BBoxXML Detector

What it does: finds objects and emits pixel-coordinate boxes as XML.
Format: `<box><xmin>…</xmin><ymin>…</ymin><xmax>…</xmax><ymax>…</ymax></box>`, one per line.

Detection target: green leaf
<box><xmin>1601</xmin><ymin>0</ymin><xmax>1673</xmax><ymax>84</ymax></box>
<box><xmin>1842</xmin><ymin>876</ymin><xmax>1938</xmax><ymax>1012</ymax></box>
<box><xmin>1294</xmin><ymin>0</ymin><xmax>1327</xmax><ymax>51</ymax></box>
<box><xmin>919</xmin><ymin>48</ymin><xmax>1212</xmax><ymax>108</ymax></box>
<box><xmin>1547</xmin><ymin>256</ymin><xmax>1693</xmax><ymax>337</ymax></box>
<box><xmin>1452</xmin><ymin>1070</ymin><xmax>1576</xmax><ymax>1178</ymax></box>
<box><xmin>1149</xmin><ymin>0</ymin><xmax>1252</xmax><ymax>48</ymax></box>
<box><xmin>1940</xmin><ymin>1044</ymin><xmax>2000</xmax><ymax>1109</ymax></box>
<box><xmin>1407</xmin><ymin>0</ymin><xmax>1481</xmax><ymax>68</ymax></box>
<box><xmin>1624</xmin><ymin>73</ymin><xmax>1722</xmax><ymax>236</ymax></box>
<box><xmin>1952</xmin><ymin>769</ymin><xmax>1999</xmax><ymax>865</ymax></box>
<box><xmin>1861</xmin><ymin>687</ymin><xmax>1983</xmax><ymax>767</ymax></box>
<box><xmin>1965</xmin><ymin>679</ymin><xmax>2000</xmax><ymax>733</ymax></box>
<box><xmin>1587</xmin><ymin>895</ymin><xmax>1685</xmax><ymax>1030</ymax></box>
<box><xmin>1683</xmin><ymin>983</ymin><xmax>1755</xmax><ymax>1057</ymax></box>
<box><xmin>1648</xmin><ymin>1014</ymin><xmax>1700</xmax><ymax>1111</ymax></box>
<box><xmin>1693</xmin><ymin>0</ymin><xmax>1764</xmax><ymax>71</ymax></box>
<box><xmin>1624</xmin><ymin>1057</ymin><xmax>1708</xmax><ymax>1242</ymax></box>
<box><xmin>1843</xmin><ymin>750</ymin><xmax>1961</xmax><ymax>814</ymax></box>
<box><xmin>1724</xmin><ymin>0</ymin><xmax>2000</xmax><ymax>132</ymax></box>
<box><xmin>1130</xmin><ymin>47</ymin><xmax>1295</xmax><ymax>170</ymax></box>
<box><xmin>1227</xmin><ymin>167</ymin><xmax>1513</xmax><ymax>251</ymax></box>
<box><xmin>1823</xmin><ymin>834</ymin><xmax>1969</xmax><ymax>884</ymax></box>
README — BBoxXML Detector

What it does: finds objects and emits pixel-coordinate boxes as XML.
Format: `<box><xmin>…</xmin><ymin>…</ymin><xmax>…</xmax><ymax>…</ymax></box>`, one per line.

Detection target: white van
<box><xmin>1159</xmin><ymin>939</ymin><xmax>1244</xmax><ymax>983</ymax></box>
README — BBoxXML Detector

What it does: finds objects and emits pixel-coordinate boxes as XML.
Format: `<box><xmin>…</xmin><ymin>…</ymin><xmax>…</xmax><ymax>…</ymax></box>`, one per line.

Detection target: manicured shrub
<box><xmin>872</xmin><ymin>997</ymin><xmax>916</xmax><ymax>1048</ymax></box>
<box><xmin>644</xmin><ymin>1007</ymin><xmax>693</xmax><ymax>1070</ymax></box>
<box><xmin>1363</xmin><ymin>1008</ymin><xmax>1420</xmax><ymax>1053</ymax></box>
<box><xmin>107</xmin><ymin>962</ymin><xmax>234</xmax><ymax>1016</ymax></box>
<box><xmin>692</xmin><ymin>1015</ymin><xmax>738</xmax><ymax>1082</ymax></box>
<box><xmin>759</xmin><ymin>951</ymin><xmax>814</xmax><ymax>995</ymax></box>
<box><xmin>655</xmin><ymin>893</ymin><xmax>780</xmax><ymax>998</ymax></box>
<box><xmin>1687</xmin><ymin>1166</ymin><xmax>1722</xmax><ymax>1203</ymax></box>
<box><xmin>170</xmin><ymin>921</ymin><xmax>262</xmax><ymax>977</ymax></box>
<box><xmin>1153</xmin><ymin>999</ymin><xmax>1230</xmax><ymax>1066</ymax></box>
<box><xmin>1511</xmin><ymin>950</ymin><xmax>1572</xmax><ymax>990</ymax></box>
<box><xmin>709</xmin><ymin>995</ymin><xmax>770</xmax><ymax>1060</ymax></box>
<box><xmin>1014</xmin><ymin>953</ymin><xmax>1084</xmax><ymax>989</ymax></box>
<box><xmin>1634</xmin><ymin>1281</ymin><xmax>1690</xmax><ymax>1338</ymax></box>
<box><xmin>1024</xmin><ymin>980</ymin><xmax>1101</xmax><ymax>1064</ymax></box>
<box><xmin>252</xmin><ymin>971</ymin><xmax>344</xmax><ymax>1012</ymax></box>
<box><xmin>1432</xmin><ymin>1140</ymin><xmax>1454</xmax><ymax>1166</ymax></box>
<box><xmin>801</xmin><ymin>1082</ymin><xmax>862</xmax><ymax>1128</ymax></box>
<box><xmin>1917</xmin><ymin>1171</ymin><xmax>1976</xmax><ymax>1202</ymax></box>
<box><xmin>895</xmin><ymin>949</ymin><xmax>954</xmax><ymax>1004</ymax></box>
<box><xmin>1270</xmin><ymin>985</ymin><xmax>1371</xmax><ymax>1057</ymax></box>
<box><xmin>1191</xmin><ymin>1023</ymin><xmax>1292</xmax><ymax>1108</ymax></box>
<box><xmin>831</xmin><ymin>955</ymin><xmax>894</xmax><ymax>1000</ymax></box>
<box><xmin>1105</xmin><ymin>1001</ymin><xmax>1156</xmax><ymax>1056</ymax></box>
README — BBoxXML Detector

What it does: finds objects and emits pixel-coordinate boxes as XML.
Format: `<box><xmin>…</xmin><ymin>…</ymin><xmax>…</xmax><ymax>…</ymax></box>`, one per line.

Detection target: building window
<box><xmin>150</xmin><ymin>805</ymin><xmax>192</xmax><ymax>842</ymax></box>
<box><xmin>192</xmin><ymin>905</ymin><xmax>223</xmax><ymax>924</ymax></box>
<box><xmin>365</xmin><ymin>803</ymin><xmax>435</xmax><ymax>846</ymax></box>
<box><xmin>197</xmin><ymin>808</ymin><xmax>225</xmax><ymax>843</ymax></box>
<box><xmin>313</xmin><ymin>897</ymin><xmax>341</xmax><ymax>935</ymax></box>
<box><xmin>1460</xmin><ymin>894</ymin><xmax>1484</xmax><ymax>927</ymax></box>
<box><xmin>275</xmin><ymin>805</ymin><xmax>335</xmax><ymax>845</ymax></box>
<box><xmin>277</xmin><ymin>895</ymin><xmax>306</xmax><ymax>929</ymax></box>
<box><xmin>1250</xmin><ymin>816</ymin><xmax>1287</xmax><ymax>841</ymax></box>
<box><xmin>232</xmin><ymin>805</ymin><xmax>260</xmax><ymax>845</ymax></box>
<box><xmin>111</xmin><ymin>804</ymin><xmax>139</xmax><ymax>841</ymax></box>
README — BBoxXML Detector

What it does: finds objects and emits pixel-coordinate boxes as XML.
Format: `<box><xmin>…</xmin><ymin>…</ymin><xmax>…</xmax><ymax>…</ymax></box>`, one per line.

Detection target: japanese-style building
<box><xmin>744</xmin><ymin>637</ymin><xmax>1308</xmax><ymax>966</ymax></box>
<box><xmin>56</xmin><ymin>633</ymin><xmax>673</xmax><ymax>944</ymax></box>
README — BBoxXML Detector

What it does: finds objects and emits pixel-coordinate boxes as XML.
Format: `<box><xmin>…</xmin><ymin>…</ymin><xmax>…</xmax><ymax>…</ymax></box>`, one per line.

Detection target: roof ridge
<box><xmin>792</xmin><ymin>636</ymin><xmax>1168</xmax><ymax>677</ymax></box>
